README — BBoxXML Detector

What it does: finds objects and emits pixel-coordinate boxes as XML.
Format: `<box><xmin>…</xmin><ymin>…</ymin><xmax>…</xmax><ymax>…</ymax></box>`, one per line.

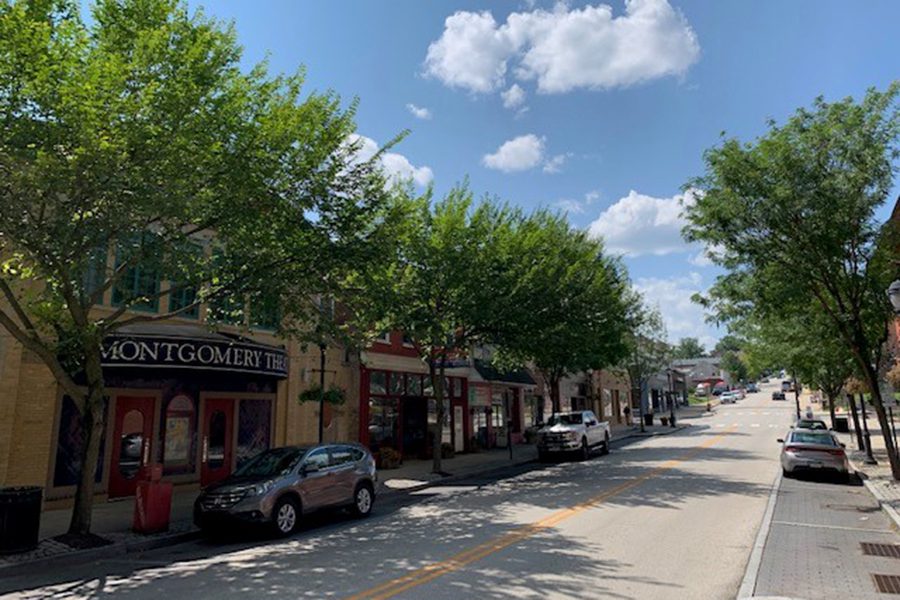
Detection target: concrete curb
<box><xmin>847</xmin><ymin>456</ymin><xmax>900</xmax><ymax>531</ymax></box>
<box><xmin>737</xmin><ymin>470</ymin><xmax>782</xmax><ymax>599</ymax></box>
<box><xmin>0</xmin><ymin>528</ymin><xmax>200</xmax><ymax>575</ymax></box>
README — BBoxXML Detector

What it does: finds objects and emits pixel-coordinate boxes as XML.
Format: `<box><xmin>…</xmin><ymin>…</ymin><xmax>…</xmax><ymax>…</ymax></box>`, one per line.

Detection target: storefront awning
<box><xmin>101</xmin><ymin>324</ymin><xmax>289</xmax><ymax>379</ymax></box>
<box><xmin>473</xmin><ymin>359</ymin><xmax>536</xmax><ymax>387</ymax></box>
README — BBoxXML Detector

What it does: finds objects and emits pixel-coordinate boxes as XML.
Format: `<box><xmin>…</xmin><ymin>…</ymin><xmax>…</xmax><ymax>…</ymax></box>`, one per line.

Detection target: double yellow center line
<box><xmin>346</xmin><ymin>427</ymin><xmax>736</xmax><ymax>600</ymax></box>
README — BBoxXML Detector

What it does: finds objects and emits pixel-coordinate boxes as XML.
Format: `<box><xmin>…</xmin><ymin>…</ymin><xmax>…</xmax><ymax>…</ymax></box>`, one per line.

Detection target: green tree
<box><xmin>0</xmin><ymin>0</ymin><xmax>394</xmax><ymax>533</ymax></box>
<box><xmin>358</xmin><ymin>186</ymin><xmax>524</xmax><ymax>474</ymax></box>
<box><xmin>621</xmin><ymin>296</ymin><xmax>671</xmax><ymax>429</ymax></box>
<box><xmin>492</xmin><ymin>211</ymin><xmax>630</xmax><ymax>413</ymax></box>
<box><xmin>683</xmin><ymin>85</ymin><xmax>900</xmax><ymax>478</ymax></box>
<box><xmin>672</xmin><ymin>337</ymin><xmax>707</xmax><ymax>359</ymax></box>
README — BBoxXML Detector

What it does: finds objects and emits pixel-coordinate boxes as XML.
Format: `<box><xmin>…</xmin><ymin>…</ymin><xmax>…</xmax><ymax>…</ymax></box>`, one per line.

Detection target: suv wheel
<box><xmin>272</xmin><ymin>496</ymin><xmax>300</xmax><ymax>536</ymax></box>
<box><xmin>580</xmin><ymin>437</ymin><xmax>590</xmax><ymax>461</ymax></box>
<box><xmin>600</xmin><ymin>432</ymin><xmax>610</xmax><ymax>456</ymax></box>
<box><xmin>351</xmin><ymin>483</ymin><xmax>374</xmax><ymax>518</ymax></box>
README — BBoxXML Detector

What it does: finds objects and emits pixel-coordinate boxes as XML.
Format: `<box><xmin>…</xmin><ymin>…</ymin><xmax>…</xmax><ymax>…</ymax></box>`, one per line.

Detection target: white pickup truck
<box><xmin>536</xmin><ymin>410</ymin><xmax>611</xmax><ymax>461</ymax></box>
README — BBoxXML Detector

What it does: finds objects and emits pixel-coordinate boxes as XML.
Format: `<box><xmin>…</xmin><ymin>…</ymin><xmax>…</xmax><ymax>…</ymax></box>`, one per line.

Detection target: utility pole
<box><xmin>317</xmin><ymin>342</ymin><xmax>327</xmax><ymax>444</ymax></box>
<box><xmin>793</xmin><ymin>376</ymin><xmax>801</xmax><ymax>421</ymax></box>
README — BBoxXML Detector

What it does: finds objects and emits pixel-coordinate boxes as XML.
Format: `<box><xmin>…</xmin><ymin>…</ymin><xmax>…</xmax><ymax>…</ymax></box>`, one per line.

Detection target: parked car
<box><xmin>746</xmin><ymin>383</ymin><xmax>759</xmax><ymax>393</ymax></box>
<box><xmin>781</xmin><ymin>380</ymin><xmax>793</xmax><ymax>392</ymax></box>
<box><xmin>734</xmin><ymin>388</ymin><xmax>746</xmax><ymax>400</ymax></box>
<box><xmin>778</xmin><ymin>429</ymin><xmax>849</xmax><ymax>480</ymax></box>
<box><xmin>720</xmin><ymin>391</ymin><xmax>738</xmax><ymax>404</ymax></box>
<box><xmin>537</xmin><ymin>411</ymin><xmax>610</xmax><ymax>461</ymax></box>
<box><xmin>712</xmin><ymin>382</ymin><xmax>728</xmax><ymax>396</ymax></box>
<box><xmin>793</xmin><ymin>418</ymin><xmax>828</xmax><ymax>431</ymax></box>
<box><xmin>772</xmin><ymin>391</ymin><xmax>786</xmax><ymax>401</ymax></box>
<box><xmin>695</xmin><ymin>383</ymin><xmax>709</xmax><ymax>398</ymax></box>
<box><xmin>760</xmin><ymin>377</ymin><xmax>770</xmax><ymax>383</ymax></box>
<box><xmin>194</xmin><ymin>444</ymin><xmax>377</xmax><ymax>537</ymax></box>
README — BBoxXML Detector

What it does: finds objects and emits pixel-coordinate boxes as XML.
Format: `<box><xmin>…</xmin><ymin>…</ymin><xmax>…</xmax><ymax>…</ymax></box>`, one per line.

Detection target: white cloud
<box><xmin>585</xmin><ymin>190</ymin><xmax>601</xmax><ymax>203</ymax></box>
<box><xmin>406</xmin><ymin>103</ymin><xmax>432</xmax><ymax>120</ymax></box>
<box><xmin>587</xmin><ymin>189</ymin><xmax>696</xmax><ymax>256</ymax></box>
<box><xmin>349</xmin><ymin>134</ymin><xmax>434</xmax><ymax>187</ymax></box>
<box><xmin>482</xmin><ymin>134</ymin><xmax>545</xmax><ymax>172</ymax></box>
<box><xmin>424</xmin><ymin>1</ymin><xmax>700</xmax><ymax>95</ymax></box>
<box><xmin>554</xmin><ymin>199</ymin><xmax>586</xmax><ymax>214</ymax></box>
<box><xmin>688</xmin><ymin>243</ymin><xmax>725</xmax><ymax>267</ymax></box>
<box><xmin>633</xmin><ymin>272</ymin><xmax>718</xmax><ymax>347</ymax></box>
<box><xmin>501</xmin><ymin>84</ymin><xmax>527</xmax><ymax>109</ymax></box>
<box><xmin>542</xmin><ymin>153</ymin><xmax>568</xmax><ymax>174</ymax></box>
<box><xmin>424</xmin><ymin>11</ymin><xmax>516</xmax><ymax>93</ymax></box>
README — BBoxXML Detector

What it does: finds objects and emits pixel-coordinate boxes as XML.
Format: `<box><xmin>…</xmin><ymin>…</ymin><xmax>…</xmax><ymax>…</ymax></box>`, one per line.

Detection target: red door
<box><xmin>201</xmin><ymin>398</ymin><xmax>235</xmax><ymax>486</ymax></box>
<box><xmin>109</xmin><ymin>396</ymin><xmax>155</xmax><ymax>498</ymax></box>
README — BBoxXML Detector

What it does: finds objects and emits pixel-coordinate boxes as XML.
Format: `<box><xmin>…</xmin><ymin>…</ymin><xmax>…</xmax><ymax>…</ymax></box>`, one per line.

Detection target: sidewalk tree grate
<box><xmin>862</xmin><ymin>543</ymin><xmax>900</xmax><ymax>559</ymax></box>
<box><xmin>873</xmin><ymin>574</ymin><xmax>900</xmax><ymax>594</ymax></box>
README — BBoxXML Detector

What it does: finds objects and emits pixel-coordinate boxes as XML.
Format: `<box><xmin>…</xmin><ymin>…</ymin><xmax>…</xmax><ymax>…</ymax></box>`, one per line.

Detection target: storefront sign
<box><xmin>102</xmin><ymin>334</ymin><xmax>289</xmax><ymax>378</ymax></box>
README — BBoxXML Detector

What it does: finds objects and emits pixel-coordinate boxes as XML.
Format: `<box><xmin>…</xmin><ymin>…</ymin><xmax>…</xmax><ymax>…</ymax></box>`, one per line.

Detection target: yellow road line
<box><xmin>346</xmin><ymin>427</ymin><xmax>735</xmax><ymax>600</ymax></box>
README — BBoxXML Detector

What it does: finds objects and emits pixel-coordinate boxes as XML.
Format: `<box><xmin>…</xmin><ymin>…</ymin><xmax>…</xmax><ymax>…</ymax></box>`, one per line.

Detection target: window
<box><xmin>368</xmin><ymin>398</ymin><xmax>399</xmax><ymax>451</ymax></box>
<box><xmin>407</xmin><ymin>375</ymin><xmax>422</xmax><ymax>397</ymax></box>
<box><xmin>402</xmin><ymin>335</ymin><xmax>415</xmax><ymax>348</ymax></box>
<box><xmin>304</xmin><ymin>447</ymin><xmax>330</xmax><ymax>470</ymax></box>
<box><xmin>250</xmin><ymin>293</ymin><xmax>281</xmax><ymax>331</ymax></box>
<box><xmin>330</xmin><ymin>446</ymin><xmax>353</xmax><ymax>466</ymax></box>
<box><xmin>390</xmin><ymin>372</ymin><xmax>405</xmax><ymax>396</ymax></box>
<box><xmin>111</xmin><ymin>238</ymin><xmax>160</xmax><ymax>312</ymax></box>
<box><xmin>82</xmin><ymin>246</ymin><xmax>108</xmax><ymax>303</ymax></box>
<box><xmin>237</xmin><ymin>399</ymin><xmax>272</xmax><ymax>467</ymax></box>
<box><xmin>162</xmin><ymin>394</ymin><xmax>196</xmax><ymax>475</ymax></box>
<box><xmin>369</xmin><ymin>371</ymin><xmax>387</xmax><ymax>395</ymax></box>
<box><xmin>207</xmin><ymin>293</ymin><xmax>245</xmax><ymax>326</ymax></box>
<box><xmin>375</xmin><ymin>331</ymin><xmax>391</xmax><ymax>344</ymax></box>
<box><xmin>168</xmin><ymin>284</ymin><xmax>199</xmax><ymax>319</ymax></box>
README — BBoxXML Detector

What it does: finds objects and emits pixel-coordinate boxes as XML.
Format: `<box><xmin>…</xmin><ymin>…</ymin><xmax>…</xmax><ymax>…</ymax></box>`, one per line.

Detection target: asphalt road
<box><xmin>0</xmin><ymin>386</ymin><xmax>807</xmax><ymax>599</ymax></box>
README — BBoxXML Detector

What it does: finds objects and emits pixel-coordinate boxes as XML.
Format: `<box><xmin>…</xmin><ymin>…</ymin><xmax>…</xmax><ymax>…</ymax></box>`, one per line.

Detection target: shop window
<box><xmin>207</xmin><ymin>411</ymin><xmax>227</xmax><ymax>469</ymax></box>
<box><xmin>162</xmin><ymin>394</ymin><xmax>196</xmax><ymax>475</ymax></box>
<box><xmin>117</xmin><ymin>410</ymin><xmax>145</xmax><ymax>481</ymax></box>
<box><xmin>237</xmin><ymin>399</ymin><xmax>272</xmax><ymax>467</ymax></box>
<box><xmin>491</xmin><ymin>401</ymin><xmax>505</xmax><ymax>429</ymax></box>
<box><xmin>427</xmin><ymin>397</ymin><xmax>451</xmax><ymax>444</ymax></box>
<box><xmin>369</xmin><ymin>371</ymin><xmax>387</xmax><ymax>395</ymax></box>
<box><xmin>524</xmin><ymin>395</ymin><xmax>540</xmax><ymax>427</ymax></box>
<box><xmin>367</xmin><ymin>398</ymin><xmax>399</xmax><ymax>451</ymax></box>
<box><xmin>453</xmin><ymin>378</ymin><xmax>463</xmax><ymax>398</ymax></box>
<box><xmin>423</xmin><ymin>376</ymin><xmax>434</xmax><ymax>397</ymax></box>
<box><xmin>53</xmin><ymin>396</ymin><xmax>107</xmax><ymax>487</ymax></box>
<box><xmin>390</xmin><ymin>372</ymin><xmax>405</xmax><ymax>396</ymax></box>
<box><xmin>407</xmin><ymin>374</ymin><xmax>422</xmax><ymax>397</ymax></box>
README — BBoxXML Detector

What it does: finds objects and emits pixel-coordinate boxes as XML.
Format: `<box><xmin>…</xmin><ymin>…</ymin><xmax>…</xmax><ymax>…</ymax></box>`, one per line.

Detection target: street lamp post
<box><xmin>667</xmin><ymin>370</ymin><xmax>676</xmax><ymax>427</ymax></box>
<box><xmin>318</xmin><ymin>342</ymin><xmax>326</xmax><ymax>444</ymax></box>
<box><xmin>860</xmin><ymin>393</ymin><xmax>878</xmax><ymax>465</ymax></box>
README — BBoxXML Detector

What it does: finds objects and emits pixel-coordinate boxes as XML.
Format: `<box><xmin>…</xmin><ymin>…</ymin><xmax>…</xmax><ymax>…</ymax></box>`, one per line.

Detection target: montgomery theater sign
<box><xmin>102</xmin><ymin>332</ymin><xmax>289</xmax><ymax>378</ymax></box>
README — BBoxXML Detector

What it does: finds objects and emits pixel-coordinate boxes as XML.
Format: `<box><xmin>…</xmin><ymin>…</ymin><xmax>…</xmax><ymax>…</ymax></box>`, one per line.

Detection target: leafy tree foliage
<box><xmin>684</xmin><ymin>85</ymin><xmax>900</xmax><ymax>477</ymax></box>
<box><xmin>620</xmin><ymin>295</ymin><xmax>671</xmax><ymax>423</ymax></box>
<box><xmin>672</xmin><ymin>337</ymin><xmax>707</xmax><ymax>360</ymax></box>
<box><xmin>0</xmin><ymin>0</ymin><xmax>394</xmax><ymax>532</ymax></box>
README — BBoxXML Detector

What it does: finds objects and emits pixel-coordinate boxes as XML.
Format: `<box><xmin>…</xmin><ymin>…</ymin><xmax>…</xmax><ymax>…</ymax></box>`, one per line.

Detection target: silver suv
<box><xmin>194</xmin><ymin>443</ymin><xmax>377</xmax><ymax>536</ymax></box>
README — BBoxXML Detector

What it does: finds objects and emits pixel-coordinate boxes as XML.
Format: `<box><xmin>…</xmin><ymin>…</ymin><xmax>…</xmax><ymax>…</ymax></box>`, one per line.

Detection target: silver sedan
<box><xmin>778</xmin><ymin>429</ymin><xmax>849</xmax><ymax>480</ymax></box>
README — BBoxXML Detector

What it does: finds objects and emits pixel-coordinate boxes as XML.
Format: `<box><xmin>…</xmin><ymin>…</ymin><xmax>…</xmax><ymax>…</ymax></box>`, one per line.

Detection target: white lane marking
<box><xmin>750</xmin><ymin>424</ymin><xmax>761</xmax><ymax>428</ymax></box>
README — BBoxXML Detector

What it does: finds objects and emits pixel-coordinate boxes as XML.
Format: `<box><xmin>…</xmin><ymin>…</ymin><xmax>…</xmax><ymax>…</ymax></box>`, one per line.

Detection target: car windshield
<box><xmin>233</xmin><ymin>447</ymin><xmax>307</xmax><ymax>478</ymax></box>
<box><xmin>789</xmin><ymin>431</ymin><xmax>836</xmax><ymax>446</ymax></box>
<box><xmin>795</xmin><ymin>420</ymin><xmax>827</xmax><ymax>430</ymax></box>
<box><xmin>548</xmin><ymin>413</ymin><xmax>583</xmax><ymax>426</ymax></box>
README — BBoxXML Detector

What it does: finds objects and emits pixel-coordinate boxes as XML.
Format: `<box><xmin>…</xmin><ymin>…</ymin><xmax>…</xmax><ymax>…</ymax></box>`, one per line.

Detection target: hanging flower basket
<box><xmin>297</xmin><ymin>385</ymin><xmax>346</xmax><ymax>406</ymax></box>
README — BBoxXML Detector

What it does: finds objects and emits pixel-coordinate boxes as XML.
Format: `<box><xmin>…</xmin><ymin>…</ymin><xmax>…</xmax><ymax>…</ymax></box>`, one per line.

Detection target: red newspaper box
<box><xmin>133</xmin><ymin>465</ymin><xmax>172</xmax><ymax>534</ymax></box>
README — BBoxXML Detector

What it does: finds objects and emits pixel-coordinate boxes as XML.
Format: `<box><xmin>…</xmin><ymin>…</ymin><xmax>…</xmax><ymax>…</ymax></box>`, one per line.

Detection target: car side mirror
<box><xmin>776</xmin><ymin>438</ymin><xmax>784</xmax><ymax>443</ymax></box>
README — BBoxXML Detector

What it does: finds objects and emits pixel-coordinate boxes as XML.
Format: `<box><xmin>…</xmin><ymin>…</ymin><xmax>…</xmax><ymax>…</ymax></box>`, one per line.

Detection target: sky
<box><xmin>183</xmin><ymin>0</ymin><xmax>900</xmax><ymax>352</ymax></box>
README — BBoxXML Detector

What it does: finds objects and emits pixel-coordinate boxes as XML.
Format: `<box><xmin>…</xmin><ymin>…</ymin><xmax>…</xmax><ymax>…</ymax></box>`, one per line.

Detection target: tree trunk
<box><xmin>68</xmin><ymin>349</ymin><xmax>107</xmax><ymax>535</ymax></box>
<box><xmin>861</xmin><ymin>361</ymin><xmax>900</xmax><ymax>480</ymax></box>
<box><xmin>848</xmin><ymin>393</ymin><xmax>864</xmax><ymax>451</ymax></box>
<box><xmin>430</xmin><ymin>359</ymin><xmax>446</xmax><ymax>475</ymax></box>
<box><xmin>549</xmin><ymin>375</ymin><xmax>561</xmax><ymax>414</ymax></box>
<box><xmin>827</xmin><ymin>393</ymin><xmax>837</xmax><ymax>430</ymax></box>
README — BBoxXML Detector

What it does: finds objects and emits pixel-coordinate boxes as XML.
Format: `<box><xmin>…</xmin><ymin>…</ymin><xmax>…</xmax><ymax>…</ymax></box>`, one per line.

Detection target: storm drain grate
<box><xmin>873</xmin><ymin>574</ymin><xmax>900</xmax><ymax>594</ymax></box>
<box><xmin>863</xmin><ymin>543</ymin><xmax>900</xmax><ymax>559</ymax></box>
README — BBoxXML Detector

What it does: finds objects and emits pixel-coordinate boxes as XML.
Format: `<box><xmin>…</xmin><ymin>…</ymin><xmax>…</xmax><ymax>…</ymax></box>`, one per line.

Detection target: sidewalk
<box><xmin>0</xmin><ymin>416</ymin><xmax>692</xmax><ymax>573</ymax></box>
<box><xmin>832</xmin><ymin>409</ymin><xmax>900</xmax><ymax>529</ymax></box>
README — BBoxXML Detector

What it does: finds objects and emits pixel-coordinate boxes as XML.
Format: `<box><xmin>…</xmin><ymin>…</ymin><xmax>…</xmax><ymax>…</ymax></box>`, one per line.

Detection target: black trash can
<box><xmin>643</xmin><ymin>413</ymin><xmax>654</xmax><ymax>427</ymax></box>
<box><xmin>0</xmin><ymin>486</ymin><xmax>42</xmax><ymax>553</ymax></box>
<box><xmin>833</xmin><ymin>416</ymin><xmax>850</xmax><ymax>433</ymax></box>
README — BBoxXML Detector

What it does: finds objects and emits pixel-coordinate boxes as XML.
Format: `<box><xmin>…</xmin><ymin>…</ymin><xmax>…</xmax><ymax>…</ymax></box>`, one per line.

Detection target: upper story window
<box><xmin>250</xmin><ymin>293</ymin><xmax>281</xmax><ymax>331</ymax></box>
<box><xmin>375</xmin><ymin>331</ymin><xmax>391</xmax><ymax>344</ymax></box>
<box><xmin>207</xmin><ymin>292</ymin><xmax>245</xmax><ymax>326</ymax></box>
<box><xmin>111</xmin><ymin>236</ymin><xmax>160</xmax><ymax>313</ymax></box>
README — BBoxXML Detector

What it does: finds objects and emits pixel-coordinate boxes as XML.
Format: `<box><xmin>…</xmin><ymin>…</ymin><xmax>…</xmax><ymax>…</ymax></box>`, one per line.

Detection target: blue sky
<box><xmin>186</xmin><ymin>0</ymin><xmax>899</xmax><ymax>351</ymax></box>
